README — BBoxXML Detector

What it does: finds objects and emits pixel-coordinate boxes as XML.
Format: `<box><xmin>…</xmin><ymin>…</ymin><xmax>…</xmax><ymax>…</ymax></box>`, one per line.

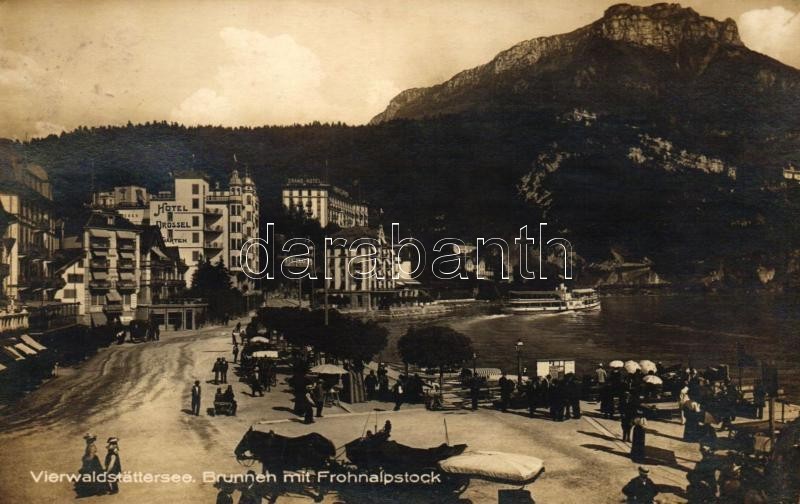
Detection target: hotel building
<box><xmin>91</xmin><ymin>170</ymin><xmax>260</xmax><ymax>297</ymax></box>
<box><xmin>282</xmin><ymin>178</ymin><xmax>368</xmax><ymax>228</ymax></box>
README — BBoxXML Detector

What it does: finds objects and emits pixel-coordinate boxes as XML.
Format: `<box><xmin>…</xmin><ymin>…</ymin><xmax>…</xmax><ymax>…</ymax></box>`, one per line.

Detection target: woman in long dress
<box><xmin>75</xmin><ymin>442</ymin><xmax>105</xmax><ymax>496</ymax></box>
<box><xmin>630</xmin><ymin>416</ymin><xmax>647</xmax><ymax>463</ymax></box>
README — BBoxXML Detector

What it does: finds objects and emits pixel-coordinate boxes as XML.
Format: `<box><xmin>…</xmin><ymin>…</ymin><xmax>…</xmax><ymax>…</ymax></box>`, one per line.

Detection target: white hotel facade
<box><xmin>92</xmin><ymin>170</ymin><xmax>260</xmax><ymax>297</ymax></box>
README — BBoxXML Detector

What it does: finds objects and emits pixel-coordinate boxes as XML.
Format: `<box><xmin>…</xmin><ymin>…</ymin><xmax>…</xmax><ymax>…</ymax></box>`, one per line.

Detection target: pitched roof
<box><xmin>84</xmin><ymin>210</ymin><xmax>140</xmax><ymax>231</ymax></box>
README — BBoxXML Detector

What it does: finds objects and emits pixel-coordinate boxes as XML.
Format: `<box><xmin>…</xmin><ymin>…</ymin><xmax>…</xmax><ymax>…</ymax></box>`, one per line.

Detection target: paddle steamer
<box><xmin>503</xmin><ymin>285</ymin><xmax>600</xmax><ymax>314</ymax></box>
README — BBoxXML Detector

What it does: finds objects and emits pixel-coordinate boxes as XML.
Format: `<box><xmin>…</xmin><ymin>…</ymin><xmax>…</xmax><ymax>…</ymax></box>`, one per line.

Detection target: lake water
<box><xmin>381</xmin><ymin>293</ymin><xmax>800</xmax><ymax>398</ymax></box>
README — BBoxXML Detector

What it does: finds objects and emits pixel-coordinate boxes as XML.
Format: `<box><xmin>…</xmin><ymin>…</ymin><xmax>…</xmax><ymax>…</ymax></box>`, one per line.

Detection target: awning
<box><xmin>119</xmin><ymin>272</ymin><xmax>135</xmax><ymax>281</ymax></box>
<box><xmin>91</xmin><ymin>312</ymin><xmax>108</xmax><ymax>326</ymax></box>
<box><xmin>120</xmin><ymin>315</ymin><xmax>133</xmax><ymax>324</ymax></box>
<box><xmin>0</xmin><ymin>362</ymin><xmax>6</xmax><ymax>372</ymax></box>
<box><xmin>2</xmin><ymin>346</ymin><xmax>25</xmax><ymax>361</ymax></box>
<box><xmin>119</xmin><ymin>250</ymin><xmax>135</xmax><ymax>258</ymax></box>
<box><xmin>21</xmin><ymin>335</ymin><xmax>47</xmax><ymax>352</ymax></box>
<box><xmin>14</xmin><ymin>343</ymin><xmax>37</xmax><ymax>356</ymax></box>
<box><xmin>117</xmin><ymin>230</ymin><xmax>137</xmax><ymax>239</ymax></box>
<box><xmin>106</xmin><ymin>291</ymin><xmax>122</xmax><ymax>302</ymax></box>
<box><xmin>92</xmin><ymin>271</ymin><xmax>108</xmax><ymax>280</ymax></box>
<box><xmin>91</xmin><ymin>249</ymin><xmax>108</xmax><ymax>256</ymax></box>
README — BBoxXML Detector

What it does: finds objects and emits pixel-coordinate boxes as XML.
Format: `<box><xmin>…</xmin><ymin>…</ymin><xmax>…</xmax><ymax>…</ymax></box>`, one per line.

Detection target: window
<box><xmin>67</xmin><ymin>274</ymin><xmax>84</xmax><ymax>283</ymax></box>
<box><xmin>167</xmin><ymin>230</ymin><xmax>173</xmax><ymax>240</ymax></box>
<box><xmin>192</xmin><ymin>198</ymin><xmax>199</xmax><ymax>209</ymax></box>
<box><xmin>192</xmin><ymin>216</ymin><xmax>199</xmax><ymax>227</ymax></box>
<box><xmin>192</xmin><ymin>251</ymin><xmax>200</xmax><ymax>262</ymax></box>
<box><xmin>246</xmin><ymin>195</ymin><xmax>251</xmax><ymax>205</ymax></box>
<box><xmin>231</xmin><ymin>238</ymin><xmax>237</xmax><ymax>249</ymax></box>
<box><xmin>192</xmin><ymin>232</ymin><xmax>199</xmax><ymax>243</ymax></box>
<box><xmin>91</xmin><ymin>294</ymin><xmax>105</xmax><ymax>306</ymax></box>
<box><xmin>167</xmin><ymin>211</ymin><xmax>173</xmax><ymax>222</ymax></box>
<box><xmin>63</xmin><ymin>289</ymin><xmax>77</xmax><ymax>299</ymax></box>
<box><xmin>192</xmin><ymin>184</ymin><xmax>199</xmax><ymax>195</ymax></box>
<box><xmin>123</xmin><ymin>294</ymin><xmax>132</xmax><ymax>306</ymax></box>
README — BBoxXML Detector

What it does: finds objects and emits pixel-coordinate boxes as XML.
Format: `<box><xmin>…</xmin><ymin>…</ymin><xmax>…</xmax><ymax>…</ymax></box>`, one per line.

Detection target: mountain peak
<box><xmin>597</xmin><ymin>3</ymin><xmax>742</xmax><ymax>51</ymax></box>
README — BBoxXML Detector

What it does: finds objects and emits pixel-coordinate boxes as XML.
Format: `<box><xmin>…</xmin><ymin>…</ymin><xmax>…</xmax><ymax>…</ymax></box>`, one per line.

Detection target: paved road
<box><xmin>0</xmin><ymin>319</ymin><xmax>700</xmax><ymax>503</ymax></box>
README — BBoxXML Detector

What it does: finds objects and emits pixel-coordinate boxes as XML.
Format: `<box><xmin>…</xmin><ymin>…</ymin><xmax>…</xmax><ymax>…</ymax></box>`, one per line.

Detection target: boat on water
<box><xmin>503</xmin><ymin>285</ymin><xmax>601</xmax><ymax>314</ymax></box>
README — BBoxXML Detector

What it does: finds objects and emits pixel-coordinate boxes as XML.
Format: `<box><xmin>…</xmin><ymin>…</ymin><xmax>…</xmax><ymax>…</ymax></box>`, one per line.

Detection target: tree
<box><xmin>397</xmin><ymin>326</ymin><xmax>474</xmax><ymax>387</ymax></box>
<box><xmin>188</xmin><ymin>258</ymin><xmax>243</xmax><ymax>321</ymax></box>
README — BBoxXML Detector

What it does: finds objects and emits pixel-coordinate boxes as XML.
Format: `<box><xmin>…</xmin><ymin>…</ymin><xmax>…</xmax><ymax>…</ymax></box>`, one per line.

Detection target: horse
<box><xmin>234</xmin><ymin>427</ymin><xmax>336</xmax><ymax>503</ymax></box>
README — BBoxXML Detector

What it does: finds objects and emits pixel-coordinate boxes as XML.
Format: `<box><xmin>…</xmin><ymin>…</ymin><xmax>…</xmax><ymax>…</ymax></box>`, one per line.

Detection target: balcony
<box><xmin>90</xmin><ymin>239</ymin><xmax>111</xmax><ymax>250</ymax></box>
<box><xmin>90</xmin><ymin>259</ymin><xmax>109</xmax><ymax>269</ymax></box>
<box><xmin>89</xmin><ymin>280</ymin><xmax>111</xmax><ymax>290</ymax></box>
<box><xmin>116</xmin><ymin>280</ymin><xmax>137</xmax><ymax>291</ymax></box>
<box><xmin>118</xmin><ymin>241</ymin><xmax>136</xmax><ymax>251</ymax></box>
<box><xmin>204</xmin><ymin>241</ymin><xmax>223</xmax><ymax>251</ymax></box>
<box><xmin>203</xmin><ymin>206</ymin><xmax>223</xmax><ymax>221</ymax></box>
<box><xmin>118</xmin><ymin>259</ymin><xmax>135</xmax><ymax>270</ymax></box>
<box><xmin>204</xmin><ymin>224</ymin><xmax>223</xmax><ymax>234</ymax></box>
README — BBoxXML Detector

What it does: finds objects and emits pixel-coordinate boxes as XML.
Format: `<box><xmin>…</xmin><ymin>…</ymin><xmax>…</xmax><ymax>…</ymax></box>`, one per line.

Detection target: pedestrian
<box><xmin>631</xmin><ymin>417</ymin><xmax>647</xmax><ymax>463</ymax></box>
<box><xmin>52</xmin><ymin>361</ymin><xmax>59</xmax><ymax>378</ymax></box>
<box><xmin>600</xmin><ymin>383</ymin><xmax>614</xmax><ymax>419</ymax></box>
<box><xmin>596</xmin><ymin>363</ymin><xmax>607</xmax><ymax>384</ymax></box>
<box><xmin>154</xmin><ymin>323</ymin><xmax>160</xmax><ymax>341</ymax></box>
<box><xmin>104</xmin><ymin>437</ymin><xmax>122</xmax><ymax>494</ymax></box>
<box><xmin>191</xmin><ymin>380</ymin><xmax>202</xmax><ymax>415</ymax></box>
<box><xmin>498</xmin><ymin>371</ymin><xmax>511</xmax><ymax>412</ymax></box>
<box><xmin>303</xmin><ymin>386</ymin><xmax>316</xmax><ymax>424</ymax></box>
<box><xmin>470</xmin><ymin>377</ymin><xmax>481</xmax><ymax>411</ymax></box>
<box><xmin>213</xmin><ymin>358</ymin><xmax>221</xmax><ymax>384</ymax></box>
<box><xmin>75</xmin><ymin>434</ymin><xmax>104</xmax><ymax>497</ymax></box>
<box><xmin>223</xmin><ymin>385</ymin><xmax>238</xmax><ymax>416</ymax></box>
<box><xmin>567</xmin><ymin>375</ymin><xmax>581</xmax><ymax>419</ymax></box>
<box><xmin>364</xmin><ymin>370</ymin><xmax>377</xmax><ymax>400</ymax></box>
<box><xmin>753</xmin><ymin>381</ymin><xmax>766</xmax><ymax>419</ymax></box>
<box><xmin>221</xmin><ymin>359</ymin><xmax>229</xmax><ymax>384</ymax></box>
<box><xmin>621</xmin><ymin>399</ymin><xmax>634</xmax><ymax>442</ymax></box>
<box><xmin>679</xmin><ymin>382</ymin><xmax>690</xmax><ymax>425</ymax></box>
<box><xmin>622</xmin><ymin>467</ymin><xmax>659</xmax><ymax>503</ymax></box>
<box><xmin>526</xmin><ymin>378</ymin><xmax>537</xmax><ymax>417</ymax></box>
<box><xmin>233</xmin><ymin>343</ymin><xmax>239</xmax><ymax>364</ymax></box>
<box><xmin>392</xmin><ymin>378</ymin><xmax>404</xmax><ymax>411</ymax></box>
<box><xmin>313</xmin><ymin>380</ymin><xmax>326</xmax><ymax>418</ymax></box>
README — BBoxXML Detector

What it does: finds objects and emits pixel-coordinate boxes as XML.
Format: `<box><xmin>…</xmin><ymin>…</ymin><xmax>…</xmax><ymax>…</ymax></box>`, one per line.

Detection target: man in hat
<box><xmin>622</xmin><ymin>467</ymin><xmax>658</xmax><ymax>503</ymax></box>
<box><xmin>191</xmin><ymin>380</ymin><xmax>202</xmax><ymax>415</ymax></box>
<box><xmin>104</xmin><ymin>438</ymin><xmax>122</xmax><ymax>494</ymax></box>
<box><xmin>596</xmin><ymin>363</ymin><xmax>607</xmax><ymax>384</ymax></box>
<box><xmin>221</xmin><ymin>358</ymin><xmax>229</xmax><ymax>384</ymax></box>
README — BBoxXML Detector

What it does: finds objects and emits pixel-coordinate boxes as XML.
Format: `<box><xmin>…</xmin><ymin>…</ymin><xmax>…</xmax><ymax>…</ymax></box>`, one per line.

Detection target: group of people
<box><xmin>363</xmin><ymin>366</ymin><xmax>391</xmax><ymax>401</ymax></box>
<box><xmin>300</xmin><ymin>379</ymin><xmax>328</xmax><ymax>424</ymax></box>
<box><xmin>74</xmin><ymin>434</ymin><xmax>123</xmax><ymax>497</ymax></box>
<box><xmin>212</xmin><ymin>357</ymin><xmax>230</xmax><ymax>384</ymax></box>
<box><xmin>491</xmin><ymin>371</ymin><xmax>584</xmax><ymax>421</ymax></box>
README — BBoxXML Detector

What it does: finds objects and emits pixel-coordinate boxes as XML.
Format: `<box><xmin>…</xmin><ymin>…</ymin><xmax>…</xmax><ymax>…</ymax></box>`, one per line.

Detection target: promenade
<box><xmin>0</xmin><ymin>317</ymin><xmax>740</xmax><ymax>503</ymax></box>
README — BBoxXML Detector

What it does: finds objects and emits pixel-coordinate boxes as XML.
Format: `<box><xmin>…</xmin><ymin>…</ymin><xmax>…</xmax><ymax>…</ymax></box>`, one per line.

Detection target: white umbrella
<box><xmin>249</xmin><ymin>336</ymin><xmax>269</xmax><ymax>344</ymax></box>
<box><xmin>639</xmin><ymin>360</ymin><xmax>657</xmax><ymax>373</ymax></box>
<box><xmin>609</xmin><ymin>360</ymin><xmax>624</xmax><ymax>369</ymax></box>
<box><xmin>310</xmin><ymin>364</ymin><xmax>348</xmax><ymax>375</ymax></box>
<box><xmin>439</xmin><ymin>451</ymin><xmax>545</xmax><ymax>483</ymax></box>
<box><xmin>643</xmin><ymin>375</ymin><xmax>663</xmax><ymax>385</ymax></box>
<box><xmin>624</xmin><ymin>360</ymin><xmax>641</xmax><ymax>374</ymax></box>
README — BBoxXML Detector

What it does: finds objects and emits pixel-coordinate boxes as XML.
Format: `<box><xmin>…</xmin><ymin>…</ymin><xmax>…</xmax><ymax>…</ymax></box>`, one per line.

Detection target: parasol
<box><xmin>609</xmin><ymin>360</ymin><xmax>624</xmax><ymax>369</ymax></box>
<box><xmin>251</xmin><ymin>350</ymin><xmax>279</xmax><ymax>359</ymax></box>
<box><xmin>639</xmin><ymin>360</ymin><xmax>657</xmax><ymax>373</ymax></box>
<box><xmin>643</xmin><ymin>375</ymin><xmax>663</xmax><ymax>385</ymax></box>
<box><xmin>624</xmin><ymin>360</ymin><xmax>641</xmax><ymax>374</ymax></box>
<box><xmin>439</xmin><ymin>451</ymin><xmax>545</xmax><ymax>483</ymax></box>
<box><xmin>310</xmin><ymin>364</ymin><xmax>348</xmax><ymax>375</ymax></box>
<box><xmin>249</xmin><ymin>336</ymin><xmax>269</xmax><ymax>344</ymax></box>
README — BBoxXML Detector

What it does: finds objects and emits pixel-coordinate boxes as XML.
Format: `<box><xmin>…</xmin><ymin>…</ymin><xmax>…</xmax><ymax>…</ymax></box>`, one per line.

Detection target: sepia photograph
<box><xmin>1</xmin><ymin>0</ymin><xmax>799</xmax><ymax>502</ymax></box>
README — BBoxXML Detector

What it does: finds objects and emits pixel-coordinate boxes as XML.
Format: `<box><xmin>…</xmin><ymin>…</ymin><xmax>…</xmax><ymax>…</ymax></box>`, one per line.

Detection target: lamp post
<box><xmin>516</xmin><ymin>338</ymin><xmax>524</xmax><ymax>385</ymax></box>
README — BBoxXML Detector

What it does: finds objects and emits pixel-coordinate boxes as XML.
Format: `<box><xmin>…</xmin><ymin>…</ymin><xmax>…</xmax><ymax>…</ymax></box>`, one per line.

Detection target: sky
<box><xmin>1</xmin><ymin>0</ymin><xmax>799</xmax><ymax>139</ymax></box>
